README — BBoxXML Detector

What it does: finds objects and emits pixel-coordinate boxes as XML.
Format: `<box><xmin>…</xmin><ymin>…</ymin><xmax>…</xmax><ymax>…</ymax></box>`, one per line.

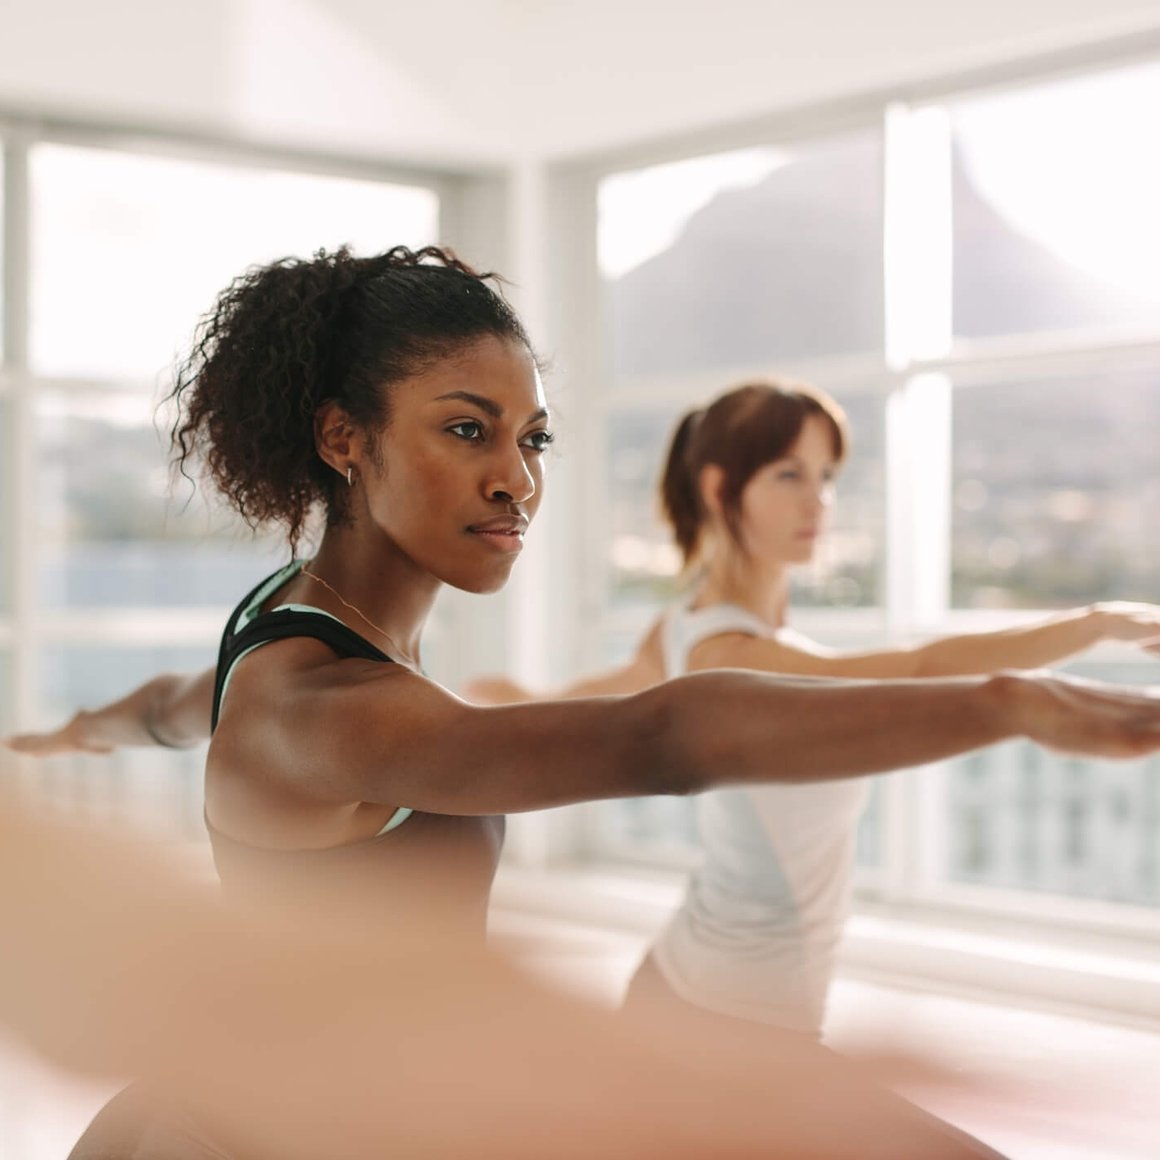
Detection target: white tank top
<box><xmin>650</xmin><ymin>600</ymin><xmax>869</xmax><ymax>1035</ymax></box>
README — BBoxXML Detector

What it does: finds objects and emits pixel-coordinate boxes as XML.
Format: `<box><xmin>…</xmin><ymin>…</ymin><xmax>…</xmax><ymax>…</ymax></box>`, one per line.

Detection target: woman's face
<box><xmin>358</xmin><ymin>336</ymin><xmax>551</xmax><ymax>594</ymax></box>
<box><xmin>734</xmin><ymin>414</ymin><xmax>838</xmax><ymax>568</ymax></box>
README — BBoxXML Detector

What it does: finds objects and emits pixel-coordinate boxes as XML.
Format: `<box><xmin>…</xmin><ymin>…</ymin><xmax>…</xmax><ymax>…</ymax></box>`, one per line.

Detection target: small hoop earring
<box><xmin>346</xmin><ymin>466</ymin><xmax>354</xmax><ymax>488</ymax></box>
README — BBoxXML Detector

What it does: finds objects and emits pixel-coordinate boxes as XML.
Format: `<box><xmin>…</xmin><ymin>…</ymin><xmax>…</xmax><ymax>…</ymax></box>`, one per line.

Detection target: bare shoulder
<box><xmin>218</xmin><ymin>634</ymin><xmax>416</xmax><ymax>720</ymax></box>
<box><xmin>686</xmin><ymin>631</ymin><xmax>770</xmax><ymax>672</ymax></box>
<box><xmin>207</xmin><ymin>636</ymin><xmax>423</xmax><ymax>847</ymax></box>
<box><xmin>206</xmin><ymin>640</ymin><xmax>678</xmax><ymax>821</ymax></box>
<box><xmin>687</xmin><ymin>629</ymin><xmax>830</xmax><ymax>676</ymax></box>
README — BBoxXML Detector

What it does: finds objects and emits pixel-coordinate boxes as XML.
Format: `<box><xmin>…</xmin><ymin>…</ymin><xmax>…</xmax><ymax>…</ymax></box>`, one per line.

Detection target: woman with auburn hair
<box><xmin>469</xmin><ymin>378</ymin><xmax>1160</xmax><ymax>1036</ymax></box>
<box><xmin>6</xmin><ymin>256</ymin><xmax>1160</xmax><ymax>1159</ymax></box>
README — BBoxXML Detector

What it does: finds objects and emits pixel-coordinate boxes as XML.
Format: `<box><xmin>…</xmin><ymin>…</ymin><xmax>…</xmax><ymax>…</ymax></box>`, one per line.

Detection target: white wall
<box><xmin>3</xmin><ymin>0</ymin><xmax>1160</xmax><ymax>162</ymax></box>
<box><xmin>0</xmin><ymin>0</ymin><xmax>239</xmax><ymax>129</ymax></box>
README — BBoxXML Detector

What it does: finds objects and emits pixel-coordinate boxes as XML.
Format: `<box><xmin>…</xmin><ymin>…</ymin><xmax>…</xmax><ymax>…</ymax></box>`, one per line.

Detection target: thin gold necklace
<box><xmin>299</xmin><ymin>562</ymin><xmax>417</xmax><ymax>669</ymax></box>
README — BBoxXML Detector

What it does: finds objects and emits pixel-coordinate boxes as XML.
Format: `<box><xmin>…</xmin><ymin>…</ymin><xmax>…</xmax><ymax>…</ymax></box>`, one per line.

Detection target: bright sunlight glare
<box><xmin>952</xmin><ymin>61</ymin><xmax>1160</xmax><ymax>305</ymax></box>
<box><xmin>598</xmin><ymin>147</ymin><xmax>787</xmax><ymax>280</ymax></box>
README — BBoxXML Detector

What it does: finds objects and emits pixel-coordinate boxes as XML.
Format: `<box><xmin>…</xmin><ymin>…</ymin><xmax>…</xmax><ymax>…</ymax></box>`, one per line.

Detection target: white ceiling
<box><xmin>2</xmin><ymin>0</ymin><xmax>1160</xmax><ymax>164</ymax></box>
<box><xmin>322</xmin><ymin>0</ymin><xmax>1160</xmax><ymax>157</ymax></box>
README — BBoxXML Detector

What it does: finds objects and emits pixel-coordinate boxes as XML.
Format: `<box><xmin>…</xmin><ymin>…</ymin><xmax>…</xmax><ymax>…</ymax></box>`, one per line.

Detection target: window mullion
<box><xmin>882</xmin><ymin>102</ymin><xmax>956</xmax><ymax>903</ymax></box>
<box><xmin>3</xmin><ymin>133</ymin><xmax>38</xmax><ymax>734</ymax></box>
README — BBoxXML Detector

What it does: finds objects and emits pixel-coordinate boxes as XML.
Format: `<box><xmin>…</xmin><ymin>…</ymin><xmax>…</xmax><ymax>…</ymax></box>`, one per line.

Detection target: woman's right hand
<box><xmin>1000</xmin><ymin>670</ymin><xmax>1160</xmax><ymax>759</ymax></box>
<box><xmin>3</xmin><ymin>712</ymin><xmax>115</xmax><ymax>757</ymax></box>
<box><xmin>4</xmin><ymin>670</ymin><xmax>214</xmax><ymax>758</ymax></box>
<box><xmin>1090</xmin><ymin>602</ymin><xmax>1160</xmax><ymax>654</ymax></box>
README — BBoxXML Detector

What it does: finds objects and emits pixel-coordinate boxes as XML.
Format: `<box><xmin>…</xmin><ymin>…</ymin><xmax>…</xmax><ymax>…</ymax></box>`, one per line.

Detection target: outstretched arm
<box><xmin>908</xmin><ymin>601</ymin><xmax>1160</xmax><ymax>676</ymax></box>
<box><xmin>4</xmin><ymin>667</ymin><xmax>215</xmax><ymax>756</ymax></box>
<box><xmin>699</xmin><ymin>602</ymin><xmax>1160</xmax><ymax>681</ymax></box>
<box><xmin>220</xmin><ymin>633</ymin><xmax>1160</xmax><ymax>817</ymax></box>
<box><xmin>465</xmin><ymin>617</ymin><xmax>666</xmax><ymax>705</ymax></box>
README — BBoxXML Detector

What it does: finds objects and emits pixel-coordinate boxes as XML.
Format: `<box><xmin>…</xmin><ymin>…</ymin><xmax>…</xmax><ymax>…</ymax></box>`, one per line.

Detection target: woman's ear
<box><xmin>698</xmin><ymin>464</ymin><xmax>726</xmax><ymax>520</ymax></box>
<box><xmin>314</xmin><ymin>401</ymin><xmax>358</xmax><ymax>479</ymax></box>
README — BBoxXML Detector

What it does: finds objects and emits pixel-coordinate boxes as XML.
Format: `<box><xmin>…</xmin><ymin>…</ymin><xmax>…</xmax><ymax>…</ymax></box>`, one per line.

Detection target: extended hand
<box><xmin>3</xmin><ymin>712</ymin><xmax>114</xmax><ymax>757</ymax></box>
<box><xmin>1093</xmin><ymin>602</ymin><xmax>1160</xmax><ymax>655</ymax></box>
<box><xmin>1010</xmin><ymin>671</ymin><xmax>1160</xmax><ymax>759</ymax></box>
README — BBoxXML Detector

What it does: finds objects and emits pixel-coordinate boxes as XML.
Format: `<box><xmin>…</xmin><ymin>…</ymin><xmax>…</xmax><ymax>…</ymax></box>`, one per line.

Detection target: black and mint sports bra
<box><xmin>207</xmin><ymin>561</ymin><xmax>504</xmax><ymax>933</ymax></box>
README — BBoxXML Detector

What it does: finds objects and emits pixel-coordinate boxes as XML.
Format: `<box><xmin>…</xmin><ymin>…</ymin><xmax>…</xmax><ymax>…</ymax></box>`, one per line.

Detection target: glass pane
<box><xmin>0</xmin><ymin>395</ymin><xmax>12</xmax><ymax>614</ymax></box>
<box><xmin>31</xmin><ymin>145</ymin><xmax>439</xmax><ymax>380</ymax></box>
<box><xmin>944</xmin><ymin>659</ymin><xmax>1160</xmax><ymax>906</ymax></box>
<box><xmin>33</xmin><ymin>644</ymin><xmax>216</xmax><ymax>837</ymax></box>
<box><xmin>607</xmin><ymin>389</ymin><xmax>886</xmax><ymax>611</ymax></box>
<box><xmin>952</xmin><ymin>61</ymin><xmax>1160</xmax><ymax>342</ymax></box>
<box><xmin>601</xmin><ymin>132</ymin><xmax>883</xmax><ymax>383</ymax></box>
<box><xmin>0</xmin><ymin>650</ymin><xmax>12</xmax><ymax>738</ymax></box>
<box><xmin>607</xmin><ymin>408</ymin><xmax>684</xmax><ymax>611</ymax></box>
<box><xmin>39</xmin><ymin>642</ymin><xmax>215</xmax><ymax>722</ymax></box>
<box><xmin>37</xmin><ymin>390</ymin><xmax>288</xmax><ymax>608</ymax></box>
<box><xmin>0</xmin><ymin>145</ymin><xmax>5</xmax><ymax>363</ymax></box>
<box><xmin>951</xmin><ymin>367</ymin><xmax>1160</xmax><ymax>609</ymax></box>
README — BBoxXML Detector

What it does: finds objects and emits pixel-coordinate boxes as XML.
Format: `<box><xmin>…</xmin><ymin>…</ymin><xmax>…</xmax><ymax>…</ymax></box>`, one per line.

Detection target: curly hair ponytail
<box><xmin>170</xmin><ymin>245</ymin><xmax>530</xmax><ymax>552</ymax></box>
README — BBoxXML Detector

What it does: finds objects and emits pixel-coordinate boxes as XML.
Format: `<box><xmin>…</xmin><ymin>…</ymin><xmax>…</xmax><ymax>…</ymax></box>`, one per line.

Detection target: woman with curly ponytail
<box><xmin>15</xmin><ymin>251</ymin><xmax>1160</xmax><ymax>1160</ymax></box>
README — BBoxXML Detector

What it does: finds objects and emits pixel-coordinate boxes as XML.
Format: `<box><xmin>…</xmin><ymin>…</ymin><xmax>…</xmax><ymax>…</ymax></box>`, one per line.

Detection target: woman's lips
<box><xmin>467</xmin><ymin>525</ymin><xmax>526</xmax><ymax>553</ymax></box>
<box><xmin>468</xmin><ymin>519</ymin><xmax>528</xmax><ymax>549</ymax></box>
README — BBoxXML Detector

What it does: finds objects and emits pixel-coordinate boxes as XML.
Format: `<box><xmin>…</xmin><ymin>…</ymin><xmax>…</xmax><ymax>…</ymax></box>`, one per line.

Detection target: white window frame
<box><xmin>526</xmin><ymin>35</ymin><xmax>1160</xmax><ymax>977</ymax></box>
<box><xmin>0</xmin><ymin>107</ymin><xmax>508</xmax><ymax>823</ymax></box>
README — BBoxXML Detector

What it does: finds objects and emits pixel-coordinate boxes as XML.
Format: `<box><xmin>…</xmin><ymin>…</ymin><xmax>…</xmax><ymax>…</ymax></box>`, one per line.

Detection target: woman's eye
<box><xmin>448</xmin><ymin>421</ymin><xmax>485</xmax><ymax>442</ymax></box>
<box><xmin>523</xmin><ymin>429</ymin><xmax>555</xmax><ymax>453</ymax></box>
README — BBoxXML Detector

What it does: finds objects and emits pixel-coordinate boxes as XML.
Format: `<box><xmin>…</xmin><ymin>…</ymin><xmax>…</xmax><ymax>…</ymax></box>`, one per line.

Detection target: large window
<box><xmin>1</xmin><ymin>125</ymin><xmax>441</xmax><ymax>835</ymax></box>
<box><xmin>572</xmin><ymin>57</ymin><xmax>1160</xmax><ymax>916</ymax></box>
<box><xmin>601</xmin><ymin>134</ymin><xmax>884</xmax><ymax>383</ymax></box>
<box><xmin>951</xmin><ymin>369</ymin><xmax>1160</xmax><ymax>610</ymax></box>
<box><xmin>951</xmin><ymin>64</ymin><xmax>1160</xmax><ymax>344</ymax></box>
<box><xmin>30</xmin><ymin>145</ymin><xmax>437</xmax><ymax>380</ymax></box>
<box><xmin>597</xmin><ymin>131</ymin><xmax>889</xmax><ymax>622</ymax></box>
<box><xmin>583</xmin><ymin>131</ymin><xmax>890</xmax><ymax>867</ymax></box>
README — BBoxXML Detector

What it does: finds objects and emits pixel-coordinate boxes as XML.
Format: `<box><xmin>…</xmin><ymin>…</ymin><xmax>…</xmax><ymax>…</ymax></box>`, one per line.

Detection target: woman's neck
<box><xmin>693</xmin><ymin>555</ymin><xmax>790</xmax><ymax>629</ymax></box>
<box><xmin>294</xmin><ymin>527</ymin><xmax>439</xmax><ymax>668</ymax></box>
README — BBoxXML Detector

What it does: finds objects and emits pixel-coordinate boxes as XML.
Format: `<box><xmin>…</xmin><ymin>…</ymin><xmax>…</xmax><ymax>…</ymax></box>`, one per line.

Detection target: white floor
<box><xmin>2</xmin><ymin>908</ymin><xmax>1158</xmax><ymax>1160</ymax></box>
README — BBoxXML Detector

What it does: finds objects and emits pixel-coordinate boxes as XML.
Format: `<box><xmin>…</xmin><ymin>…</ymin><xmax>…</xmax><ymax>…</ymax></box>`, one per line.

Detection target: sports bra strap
<box><xmin>211</xmin><ymin>608</ymin><xmax>392</xmax><ymax>731</ymax></box>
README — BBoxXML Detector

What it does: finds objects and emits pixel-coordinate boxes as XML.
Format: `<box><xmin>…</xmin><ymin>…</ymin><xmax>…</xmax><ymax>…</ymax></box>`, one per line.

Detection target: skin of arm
<box><xmin>698</xmin><ymin>602</ymin><xmax>1160</xmax><ymax>681</ymax></box>
<box><xmin>12</xmin><ymin>603</ymin><xmax>1153</xmax><ymax>756</ymax></box>
<box><xmin>463</xmin><ymin>618</ymin><xmax>667</xmax><ymax>705</ymax></box>
<box><xmin>212</xmin><ymin>635</ymin><xmax>1160</xmax><ymax>819</ymax></box>
<box><xmin>3</xmin><ymin>668</ymin><xmax>215</xmax><ymax>755</ymax></box>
